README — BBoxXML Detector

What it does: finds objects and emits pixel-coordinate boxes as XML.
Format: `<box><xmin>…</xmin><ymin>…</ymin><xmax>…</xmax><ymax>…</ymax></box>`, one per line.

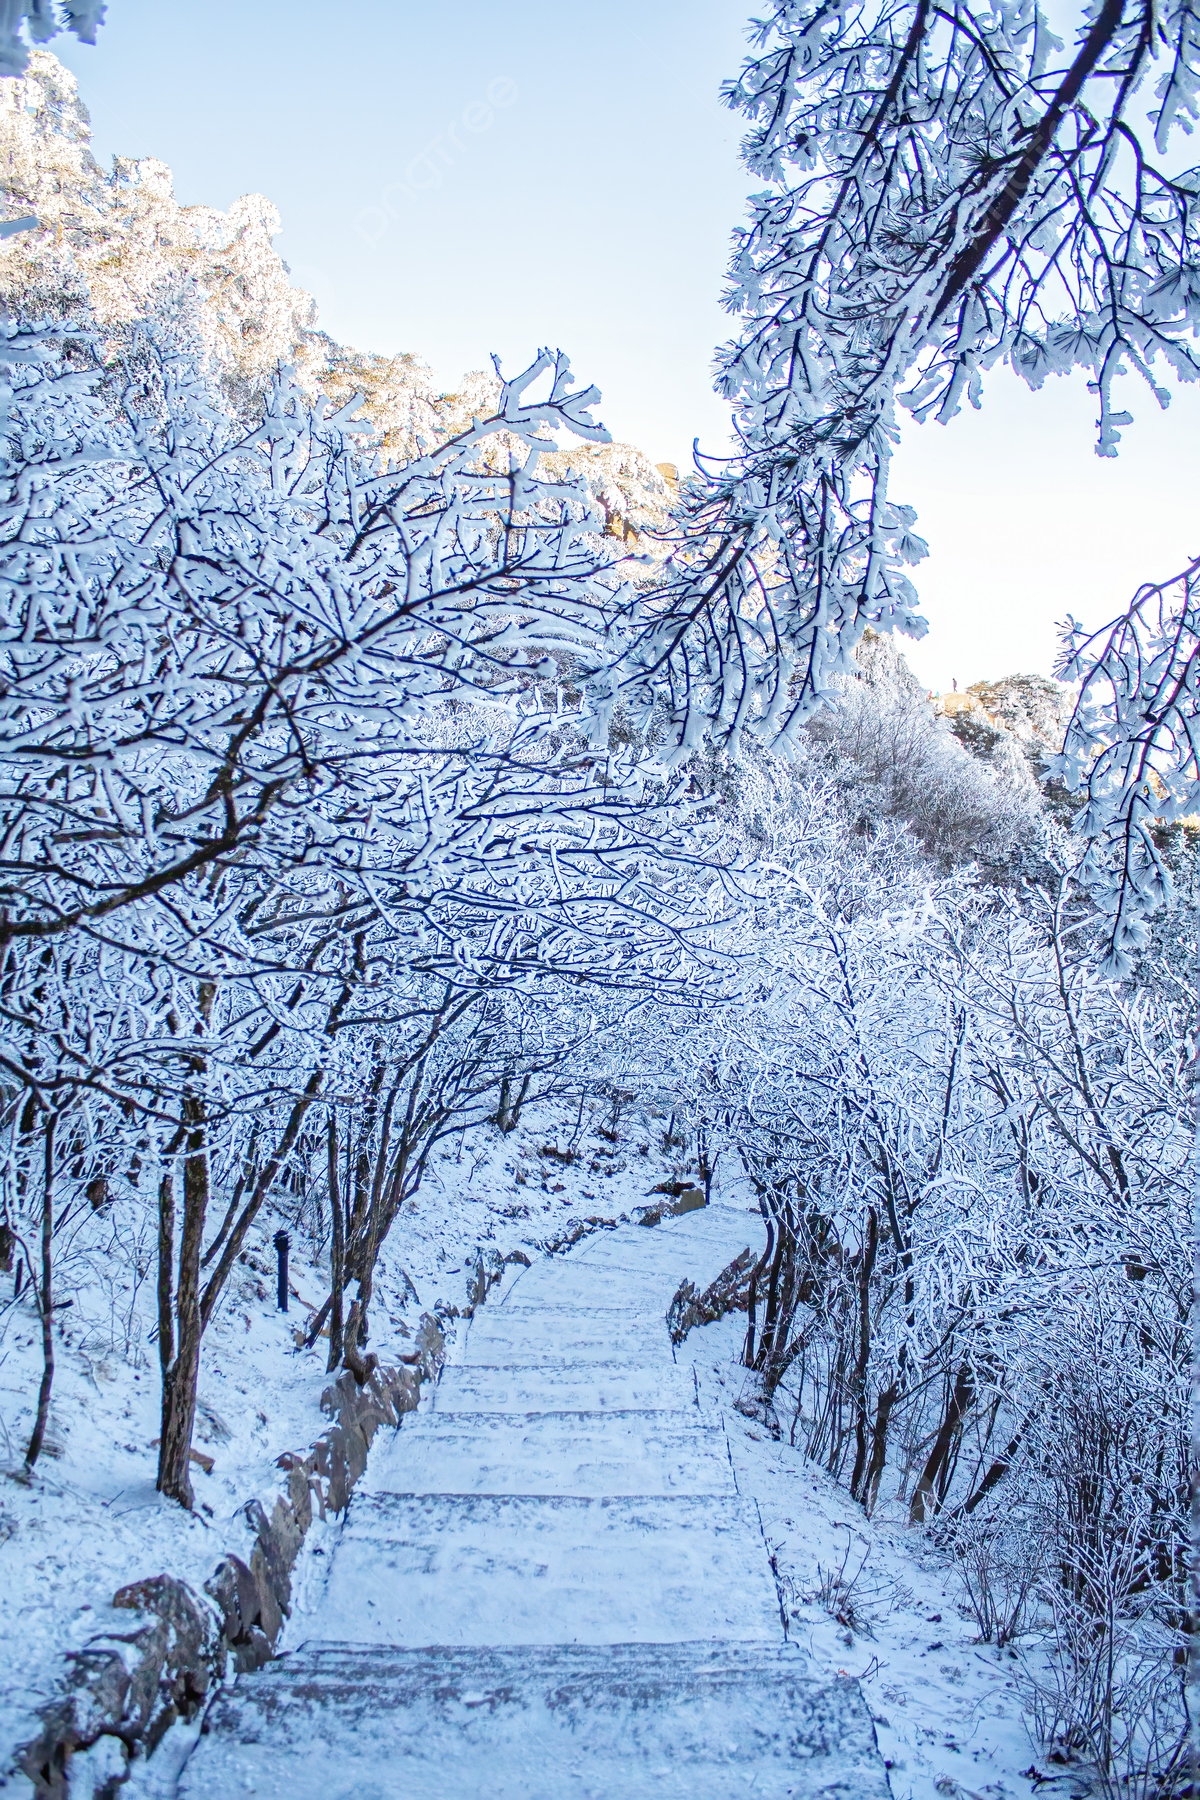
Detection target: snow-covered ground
<box><xmin>0</xmin><ymin>1100</ymin><xmax>684</xmax><ymax>1777</ymax></box>
<box><xmin>2</xmin><ymin>1101</ymin><xmax>1057</xmax><ymax>1797</ymax></box>
<box><xmin>692</xmin><ymin>1312</ymin><xmax>1043</xmax><ymax>1800</ymax></box>
<box><xmin>177</xmin><ymin>1192</ymin><xmax>890</xmax><ymax>1799</ymax></box>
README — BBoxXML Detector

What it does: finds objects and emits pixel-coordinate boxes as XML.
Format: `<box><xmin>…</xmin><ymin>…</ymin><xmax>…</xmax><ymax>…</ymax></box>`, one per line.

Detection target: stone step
<box><xmin>496</xmin><ymin>1215</ymin><xmax>757</xmax><ymax>1309</ymax></box>
<box><xmin>497</xmin><ymin>1263</ymin><xmax>685</xmax><ymax>1310</ymax></box>
<box><xmin>180</xmin><ymin>1642</ymin><xmax>890</xmax><ymax>1800</ymax></box>
<box><xmin>489</xmin><ymin>1302</ymin><xmax>672</xmax><ymax>1314</ymax></box>
<box><xmin>572</xmin><ymin>1214</ymin><xmax>756</xmax><ymax>1264</ymax></box>
<box><xmin>302</xmin><ymin>1492</ymin><xmax>784</xmax><ymax>1646</ymax></box>
<box><xmin>462</xmin><ymin>1314</ymin><xmax>676</xmax><ymax>1366</ymax></box>
<box><xmin>429</xmin><ymin>1359</ymin><xmax>699</xmax><ymax>1416</ymax></box>
<box><xmin>372</xmin><ymin>1410</ymin><xmax>736</xmax><ymax>1497</ymax></box>
<box><xmin>174</xmin><ymin>1203</ymin><xmax>893</xmax><ymax>1798</ymax></box>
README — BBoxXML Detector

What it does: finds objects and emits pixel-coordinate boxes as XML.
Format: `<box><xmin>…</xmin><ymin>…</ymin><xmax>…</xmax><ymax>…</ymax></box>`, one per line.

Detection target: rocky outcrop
<box><xmin>16</xmin><ymin>1316</ymin><xmax>446</xmax><ymax>1799</ymax></box>
<box><xmin>16</xmin><ymin>1576</ymin><xmax>220</xmax><ymax>1797</ymax></box>
<box><xmin>635</xmin><ymin>1188</ymin><xmax>707</xmax><ymax>1229</ymax></box>
<box><xmin>464</xmin><ymin>1247</ymin><xmax>532</xmax><ymax>1317</ymax></box>
<box><xmin>667</xmin><ymin>1247</ymin><xmax>754</xmax><ymax>1346</ymax></box>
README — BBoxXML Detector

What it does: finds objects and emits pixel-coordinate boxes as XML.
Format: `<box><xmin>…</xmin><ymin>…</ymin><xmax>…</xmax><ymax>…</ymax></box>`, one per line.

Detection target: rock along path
<box><xmin>180</xmin><ymin>1196</ymin><xmax>891</xmax><ymax>1798</ymax></box>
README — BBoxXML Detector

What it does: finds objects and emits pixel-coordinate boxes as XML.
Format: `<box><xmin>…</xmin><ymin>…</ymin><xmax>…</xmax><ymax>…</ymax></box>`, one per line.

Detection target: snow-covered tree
<box><xmin>0</xmin><ymin>0</ymin><xmax>102</xmax><ymax>78</ymax></box>
<box><xmin>647</xmin><ymin>764</ymin><xmax>1190</xmax><ymax>1782</ymax></box>
<box><xmin>0</xmin><ymin>53</ymin><xmax>678</xmax><ymax>557</ymax></box>
<box><xmin>622</xmin><ymin>0</ymin><xmax>1198</xmax><ymax>954</ymax></box>
<box><xmin>0</xmin><ymin>301</ymin><xmax>734</xmax><ymax>1501</ymax></box>
<box><xmin>1054</xmin><ymin>551</ymin><xmax>1200</xmax><ymax>966</ymax></box>
<box><xmin>809</xmin><ymin>632</ymin><xmax>1047</xmax><ymax>866</ymax></box>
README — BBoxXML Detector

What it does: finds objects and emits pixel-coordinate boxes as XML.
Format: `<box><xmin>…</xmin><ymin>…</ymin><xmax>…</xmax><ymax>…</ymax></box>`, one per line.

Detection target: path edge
<box><xmin>12</xmin><ymin>1314</ymin><xmax>446</xmax><ymax>1800</ymax></box>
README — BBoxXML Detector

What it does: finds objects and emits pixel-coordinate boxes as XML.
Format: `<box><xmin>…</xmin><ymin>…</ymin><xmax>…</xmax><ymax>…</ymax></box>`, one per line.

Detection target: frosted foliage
<box><xmin>815</xmin><ymin>636</ymin><xmax>1045</xmax><ymax>863</ymax></box>
<box><xmin>628</xmin><ymin>790</ymin><xmax>1192</xmax><ymax>1786</ymax></box>
<box><xmin>0</xmin><ymin>0</ymin><xmax>102</xmax><ymax>77</ymax></box>
<box><xmin>0</xmin><ymin>300</ymin><xmax>745</xmax><ymax>1506</ymax></box>
<box><xmin>963</xmin><ymin>674</ymin><xmax>1075</xmax><ymax>752</ymax></box>
<box><xmin>0</xmin><ymin>314</ymin><xmax>696</xmax><ymax>993</ymax></box>
<box><xmin>1053</xmin><ymin>553</ymin><xmax>1200</xmax><ymax>969</ymax></box>
<box><xmin>0</xmin><ymin>53</ymin><xmax>674</xmax><ymax>550</ymax></box>
<box><xmin>331</xmin><ymin>361</ymin><xmax>676</xmax><ymax>548</ymax></box>
<box><xmin>617</xmin><ymin>0</ymin><xmax>1198</xmax><ymax>952</ymax></box>
<box><xmin>0</xmin><ymin>54</ymin><xmax>317</xmax><ymax>399</ymax></box>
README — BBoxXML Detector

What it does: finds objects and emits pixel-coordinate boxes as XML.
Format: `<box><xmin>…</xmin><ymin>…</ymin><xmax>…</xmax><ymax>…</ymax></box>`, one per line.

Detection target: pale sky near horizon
<box><xmin>50</xmin><ymin>0</ymin><xmax>1200</xmax><ymax>696</ymax></box>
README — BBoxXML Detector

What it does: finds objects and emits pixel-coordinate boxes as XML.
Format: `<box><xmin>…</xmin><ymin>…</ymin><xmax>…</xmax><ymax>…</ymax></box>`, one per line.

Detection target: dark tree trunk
<box><xmin>910</xmin><ymin>1360</ymin><xmax>975</xmax><ymax>1524</ymax></box>
<box><xmin>848</xmin><ymin>1207</ymin><xmax>880</xmax><ymax>1503</ymax></box>
<box><xmin>24</xmin><ymin>1114</ymin><xmax>56</xmax><ymax>1471</ymax></box>
<box><xmin>754</xmin><ymin>1207</ymin><xmax>788</xmax><ymax>1372</ymax></box>
<box><xmin>327</xmin><ymin>1112</ymin><xmax>345</xmax><ymax>1373</ymax></box>
<box><xmin>495</xmin><ymin>1072</ymin><xmax>531</xmax><ymax>1133</ymax></box>
<box><xmin>757</xmin><ymin>1204</ymin><xmax>804</xmax><ymax>1399</ymax></box>
<box><xmin>862</xmin><ymin>1371</ymin><xmax>901</xmax><ymax>1516</ymax></box>
<box><xmin>200</xmin><ymin>1069</ymin><xmax>326</xmax><ymax>1331</ymax></box>
<box><xmin>157</xmin><ymin>1092</ymin><xmax>210</xmax><ymax>1508</ymax></box>
<box><xmin>157</xmin><ymin>1166</ymin><xmax>175</xmax><ymax>1380</ymax></box>
<box><xmin>956</xmin><ymin>1411</ymin><xmax>1034</xmax><ymax>1517</ymax></box>
<box><xmin>340</xmin><ymin>1297</ymin><xmax>377</xmax><ymax>1385</ymax></box>
<box><xmin>743</xmin><ymin>1206</ymin><xmax>775</xmax><ymax>1369</ymax></box>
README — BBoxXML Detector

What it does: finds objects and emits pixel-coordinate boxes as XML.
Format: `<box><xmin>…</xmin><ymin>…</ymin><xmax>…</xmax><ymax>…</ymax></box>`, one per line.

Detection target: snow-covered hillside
<box><xmin>0</xmin><ymin>52</ymin><xmax>675</xmax><ymax>545</ymax></box>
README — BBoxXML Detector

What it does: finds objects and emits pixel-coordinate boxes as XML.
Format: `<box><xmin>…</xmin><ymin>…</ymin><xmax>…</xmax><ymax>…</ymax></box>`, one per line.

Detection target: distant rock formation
<box><xmin>934</xmin><ymin>673</ymin><xmax>1074</xmax><ymax>757</ymax></box>
<box><xmin>0</xmin><ymin>52</ymin><xmax>676</xmax><ymax>546</ymax></box>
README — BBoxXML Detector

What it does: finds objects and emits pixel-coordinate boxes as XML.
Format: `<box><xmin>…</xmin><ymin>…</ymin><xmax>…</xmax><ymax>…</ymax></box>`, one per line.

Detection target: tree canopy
<box><xmin>622</xmin><ymin>0</ymin><xmax>1198</xmax><ymax>963</ymax></box>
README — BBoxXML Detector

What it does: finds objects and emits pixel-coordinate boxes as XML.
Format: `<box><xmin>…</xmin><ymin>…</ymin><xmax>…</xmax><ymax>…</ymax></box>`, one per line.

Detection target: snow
<box><xmin>0</xmin><ymin>22</ymin><xmax>1186</xmax><ymax>1800</ymax></box>
<box><xmin>277</xmin><ymin>1195</ymin><xmax>785</xmax><ymax>1653</ymax></box>
<box><xmin>0</xmin><ymin>1100</ymin><xmax>1096</xmax><ymax>1797</ymax></box>
<box><xmin>179</xmin><ymin>1644</ymin><xmax>889</xmax><ymax>1800</ymax></box>
<box><xmin>177</xmin><ymin>1185</ymin><xmax>889</xmax><ymax>1796</ymax></box>
<box><xmin>0</xmin><ymin>1103</ymin><xmax>714</xmax><ymax>1782</ymax></box>
<box><xmin>0</xmin><ymin>1267</ymin><xmax>332</xmax><ymax>1782</ymax></box>
<box><xmin>694</xmin><ymin>1310</ymin><xmax>1039</xmax><ymax>1800</ymax></box>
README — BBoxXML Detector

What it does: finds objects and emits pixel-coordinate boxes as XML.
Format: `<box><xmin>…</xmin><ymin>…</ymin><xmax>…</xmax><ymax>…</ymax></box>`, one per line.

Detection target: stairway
<box><xmin>179</xmin><ymin>1201</ymin><xmax>891</xmax><ymax>1798</ymax></box>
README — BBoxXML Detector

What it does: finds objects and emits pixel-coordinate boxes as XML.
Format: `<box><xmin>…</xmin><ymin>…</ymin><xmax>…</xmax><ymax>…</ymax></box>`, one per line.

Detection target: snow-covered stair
<box><xmin>180</xmin><ymin>1643</ymin><xmax>887</xmax><ymax>1798</ymax></box>
<box><xmin>179</xmin><ymin>1201</ymin><xmax>891</xmax><ymax>1798</ymax></box>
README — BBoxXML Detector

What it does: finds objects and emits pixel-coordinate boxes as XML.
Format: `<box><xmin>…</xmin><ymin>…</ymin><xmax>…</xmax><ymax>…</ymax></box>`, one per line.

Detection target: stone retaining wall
<box><xmin>16</xmin><ymin>1314</ymin><xmax>446</xmax><ymax>1799</ymax></box>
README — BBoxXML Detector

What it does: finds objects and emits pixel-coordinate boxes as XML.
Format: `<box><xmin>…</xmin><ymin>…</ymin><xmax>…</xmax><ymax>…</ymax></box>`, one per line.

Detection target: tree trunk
<box><xmin>909</xmin><ymin>1360</ymin><xmax>975</xmax><ymax>1524</ymax></box>
<box><xmin>24</xmin><ymin>1114</ymin><xmax>55</xmax><ymax>1471</ymax></box>
<box><xmin>157</xmin><ymin>1092</ymin><xmax>210</xmax><ymax>1508</ymax></box>
<box><xmin>862</xmin><ymin>1370</ymin><xmax>901</xmax><ymax>1516</ymax></box>
<box><xmin>956</xmin><ymin>1410</ymin><xmax>1035</xmax><ymax>1517</ymax></box>
<box><xmin>200</xmin><ymin>1069</ymin><xmax>326</xmax><ymax>1331</ymax></box>
<box><xmin>495</xmin><ymin>1072</ymin><xmax>531</xmax><ymax>1133</ymax></box>
<box><xmin>743</xmin><ymin>1206</ymin><xmax>775</xmax><ymax>1369</ymax></box>
<box><xmin>340</xmin><ymin>1297</ymin><xmax>378</xmax><ymax>1385</ymax></box>
<box><xmin>327</xmin><ymin>1112</ymin><xmax>345</xmax><ymax>1373</ymax></box>
<box><xmin>849</xmin><ymin>1207</ymin><xmax>880</xmax><ymax>1502</ymax></box>
<box><xmin>757</xmin><ymin>1219</ymin><xmax>786</xmax><ymax>1367</ymax></box>
<box><xmin>157</xmin><ymin>1166</ymin><xmax>175</xmax><ymax>1380</ymax></box>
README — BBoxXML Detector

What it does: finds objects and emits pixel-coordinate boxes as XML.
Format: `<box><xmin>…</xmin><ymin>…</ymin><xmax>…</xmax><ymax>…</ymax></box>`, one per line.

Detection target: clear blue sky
<box><xmin>53</xmin><ymin>1</ymin><xmax>1200</xmax><ymax>693</ymax></box>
